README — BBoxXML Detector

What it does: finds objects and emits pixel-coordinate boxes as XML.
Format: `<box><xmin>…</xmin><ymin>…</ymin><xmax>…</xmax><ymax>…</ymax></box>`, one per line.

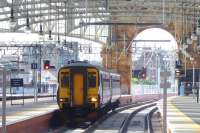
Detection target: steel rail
<box><xmin>84</xmin><ymin>100</ymin><xmax>158</xmax><ymax>133</ymax></box>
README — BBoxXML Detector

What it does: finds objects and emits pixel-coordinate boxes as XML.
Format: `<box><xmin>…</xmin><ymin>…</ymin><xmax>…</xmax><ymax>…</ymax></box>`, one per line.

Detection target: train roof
<box><xmin>61</xmin><ymin>61</ymin><xmax>98</xmax><ymax>69</ymax></box>
<box><xmin>60</xmin><ymin>61</ymin><xmax>119</xmax><ymax>75</ymax></box>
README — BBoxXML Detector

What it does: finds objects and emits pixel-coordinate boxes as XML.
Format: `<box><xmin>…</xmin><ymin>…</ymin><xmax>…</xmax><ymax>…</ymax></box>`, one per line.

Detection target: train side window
<box><xmin>61</xmin><ymin>72</ymin><xmax>69</xmax><ymax>88</ymax></box>
<box><xmin>88</xmin><ymin>72</ymin><xmax>96</xmax><ymax>88</ymax></box>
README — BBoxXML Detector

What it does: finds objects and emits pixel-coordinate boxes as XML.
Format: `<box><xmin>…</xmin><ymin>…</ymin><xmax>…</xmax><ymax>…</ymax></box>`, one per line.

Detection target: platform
<box><xmin>0</xmin><ymin>97</ymin><xmax>58</xmax><ymax>127</ymax></box>
<box><xmin>161</xmin><ymin>96</ymin><xmax>200</xmax><ymax>133</ymax></box>
<box><xmin>0</xmin><ymin>95</ymin><xmax>133</xmax><ymax>133</ymax></box>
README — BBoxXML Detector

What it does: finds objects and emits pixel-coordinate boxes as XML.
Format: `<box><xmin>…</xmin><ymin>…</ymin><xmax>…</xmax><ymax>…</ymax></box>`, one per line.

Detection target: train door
<box><xmin>71</xmin><ymin>68</ymin><xmax>87</xmax><ymax>106</ymax></box>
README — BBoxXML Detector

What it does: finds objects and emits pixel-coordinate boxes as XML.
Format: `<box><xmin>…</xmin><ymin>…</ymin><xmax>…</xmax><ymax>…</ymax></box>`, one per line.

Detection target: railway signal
<box><xmin>43</xmin><ymin>60</ymin><xmax>50</xmax><ymax>70</ymax></box>
<box><xmin>139</xmin><ymin>67</ymin><xmax>146</xmax><ymax>79</ymax></box>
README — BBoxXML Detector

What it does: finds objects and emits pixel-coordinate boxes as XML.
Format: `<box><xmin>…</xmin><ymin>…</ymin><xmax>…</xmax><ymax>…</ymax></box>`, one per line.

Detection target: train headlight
<box><xmin>89</xmin><ymin>97</ymin><xmax>97</xmax><ymax>102</ymax></box>
<box><xmin>59</xmin><ymin>98</ymin><xmax>68</xmax><ymax>102</ymax></box>
<box><xmin>60</xmin><ymin>98</ymin><xmax>64</xmax><ymax>102</ymax></box>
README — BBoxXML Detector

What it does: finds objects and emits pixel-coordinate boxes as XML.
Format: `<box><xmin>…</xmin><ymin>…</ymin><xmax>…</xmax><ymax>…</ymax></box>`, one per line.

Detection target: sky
<box><xmin>133</xmin><ymin>28</ymin><xmax>178</xmax><ymax>61</ymax></box>
<box><xmin>134</xmin><ymin>28</ymin><xmax>178</xmax><ymax>50</ymax></box>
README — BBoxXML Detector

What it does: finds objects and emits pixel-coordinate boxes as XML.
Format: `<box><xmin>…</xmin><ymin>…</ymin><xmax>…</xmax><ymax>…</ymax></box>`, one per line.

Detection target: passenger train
<box><xmin>57</xmin><ymin>61</ymin><xmax>121</xmax><ymax>117</ymax></box>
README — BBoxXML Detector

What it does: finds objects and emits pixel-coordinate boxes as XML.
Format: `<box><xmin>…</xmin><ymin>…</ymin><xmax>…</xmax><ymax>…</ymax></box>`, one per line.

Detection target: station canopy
<box><xmin>0</xmin><ymin>0</ymin><xmax>198</xmax><ymax>44</ymax></box>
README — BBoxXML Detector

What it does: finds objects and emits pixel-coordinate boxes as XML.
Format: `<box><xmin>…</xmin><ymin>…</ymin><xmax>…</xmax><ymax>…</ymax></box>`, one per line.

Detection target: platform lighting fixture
<box><xmin>48</xmin><ymin>0</ymin><xmax>53</xmax><ymax>40</ymax></box>
<box><xmin>191</xmin><ymin>0</ymin><xmax>197</xmax><ymax>41</ymax></box>
<box><xmin>88</xmin><ymin>46</ymin><xmax>92</xmax><ymax>54</ymax></box>
<box><xmin>186</xmin><ymin>33</ymin><xmax>192</xmax><ymax>45</ymax></box>
<box><xmin>197</xmin><ymin>19</ymin><xmax>200</xmax><ymax>35</ymax></box>
<box><xmin>191</xmin><ymin>29</ymin><xmax>197</xmax><ymax>41</ymax></box>
<box><xmin>9</xmin><ymin>0</ymin><xmax>16</xmax><ymax>31</ymax></box>
<box><xmin>63</xmin><ymin>39</ymin><xmax>67</xmax><ymax>46</ymax></box>
<box><xmin>48</xmin><ymin>30</ymin><xmax>52</xmax><ymax>40</ymax></box>
<box><xmin>25</xmin><ymin>0</ymin><xmax>31</xmax><ymax>33</ymax></box>
<box><xmin>69</xmin><ymin>42</ymin><xmax>73</xmax><ymax>49</ymax></box>
<box><xmin>57</xmin><ymin>36</ymin><xmax>60</xmax><ymax>44</ymax></box>
<box><xmin>63</xmin><ymin>1</ymin><xmax>67</xmax><ymax>45</ymax></box>
<box><xmin>39</xmin><ymin>24</ymin><xmax>43</xmax><ymax>36</ymax></box>
<box><xmin>57</xmin><ymin>0</ymin><xmax>61</xmax><ymax>44</ymax></box>
<box><xmin>79</xmin><ymin>45</ymin><xmax>82</xmax><ymax>52</ymax></box>
<box><xmin>39</xmin><ymin>0</ymin><xmax>43</xmax><ymax>36</ymax></box>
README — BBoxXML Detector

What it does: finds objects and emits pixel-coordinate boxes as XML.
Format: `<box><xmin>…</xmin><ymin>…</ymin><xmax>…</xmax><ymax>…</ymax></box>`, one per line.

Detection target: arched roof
<box><xmin>0</xmin><ymin>0</ymin><xmax>198</xmax><ymax>43</ymax></box>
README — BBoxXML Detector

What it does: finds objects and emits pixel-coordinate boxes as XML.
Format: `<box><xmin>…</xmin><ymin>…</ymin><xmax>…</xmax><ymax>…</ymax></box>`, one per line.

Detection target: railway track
<box><xmin>85</xmin><ymin>102</ymin><xmax>158</xmax><ymax>133</ymax></box>
<box><xmin>49</xmin><ymin>100</ymin><xmax>159</xmax><ymax>133</ymax></box>
<box><xmin>120</xmin><ymin>105</ymin><xmax>158</xmax><ymax>133</ymax></box>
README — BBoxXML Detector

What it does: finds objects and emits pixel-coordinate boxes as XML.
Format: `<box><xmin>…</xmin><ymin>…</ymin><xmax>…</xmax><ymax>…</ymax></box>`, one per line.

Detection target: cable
<box><xmin>57</xmin><ymin>0</ymin><xmax>60</xmax><ymax>44</ymax></box>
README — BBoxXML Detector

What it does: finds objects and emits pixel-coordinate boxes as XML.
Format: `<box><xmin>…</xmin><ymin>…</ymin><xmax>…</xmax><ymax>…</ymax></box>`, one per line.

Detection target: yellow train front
<box><xmin>57</xmin><ymin>61</ymin><xmax>121</xmax><ymax>117</ymax></box>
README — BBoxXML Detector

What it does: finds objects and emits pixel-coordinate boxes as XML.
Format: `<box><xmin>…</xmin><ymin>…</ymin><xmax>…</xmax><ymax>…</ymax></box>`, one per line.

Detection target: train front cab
<box><xmin>58</xmin><ymin>66</ymin><xmax>99</xmax><ymax>116</ymax></box>
<box><xmin>58</xmin><ymin>69</ymin><xmax>70</xmax><ymax>107</ymax></box>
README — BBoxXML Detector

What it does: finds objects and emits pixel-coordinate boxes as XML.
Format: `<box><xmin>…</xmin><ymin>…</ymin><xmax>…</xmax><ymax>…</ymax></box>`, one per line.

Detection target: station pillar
<box><xmin>101</xmin><ymin>25</ymin><xmax>138</xmax><ymax>94</ymax></box>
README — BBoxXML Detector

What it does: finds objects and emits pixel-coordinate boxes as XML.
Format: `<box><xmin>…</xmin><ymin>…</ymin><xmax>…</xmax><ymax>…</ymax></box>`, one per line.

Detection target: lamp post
<box><xmin>191</xmin><ymin>58</ymin><xmax>196</xmax><ymax>99</ymax></box>
<box><xmin>1</xmin><ymin>68</ymin><xmax>7</xmax><ymax>133</ymax></box>
<box><xmin>193</xmin><ymin>62</ymin><xmax>195</xmax><ymax>98</ymax></box>
<box><xmin>161</xmin><ymin>54</ymin><xmax>171</xmax><ymax>133</ymax></box>
<box><xmin>163</xmin><ymin>56</ymin><xmax>168</xmax><ymax>133</ymax></box>
<box><xmin>198</xmin><ymin>66</ymin><xmax>200</xmax><ymax>103</ymax></box>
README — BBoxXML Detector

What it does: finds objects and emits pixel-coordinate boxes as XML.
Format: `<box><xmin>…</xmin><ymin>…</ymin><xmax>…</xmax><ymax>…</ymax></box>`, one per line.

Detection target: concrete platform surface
<box><xmin>160</xmin><ymin>96</ymin><xmax>200</xmax><ymax>133</ymax></box>
<box><xmin>0</xmin><ymin>97</ymin><xmax>58</xmax><ymax>127</ymax></box>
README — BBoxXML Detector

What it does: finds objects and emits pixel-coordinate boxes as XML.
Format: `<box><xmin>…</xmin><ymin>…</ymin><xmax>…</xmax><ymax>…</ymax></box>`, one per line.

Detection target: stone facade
<box><xmin>101</xmin><ymin>22</ymin><xmax>200</xmax><ymax>94</ymax></box>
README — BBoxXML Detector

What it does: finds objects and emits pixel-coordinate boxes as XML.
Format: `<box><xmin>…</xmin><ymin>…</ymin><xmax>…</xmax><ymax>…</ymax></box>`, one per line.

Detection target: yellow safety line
<box><xmin>168</xmin><ymin>97</ymin><xmax>200</xmax><ymax>133</ymax></box>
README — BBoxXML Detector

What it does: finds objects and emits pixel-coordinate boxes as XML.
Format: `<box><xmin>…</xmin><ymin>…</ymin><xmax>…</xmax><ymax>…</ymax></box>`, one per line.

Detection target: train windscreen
<box><xmin>88</xmin><ymin>72</ymin><xmax>96</xmax><ymax>88</ymax></box>
<box><xmin>61</xmin><ymin>72</ymin><xmax>70</xmax><ymax>88</ymax></box>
